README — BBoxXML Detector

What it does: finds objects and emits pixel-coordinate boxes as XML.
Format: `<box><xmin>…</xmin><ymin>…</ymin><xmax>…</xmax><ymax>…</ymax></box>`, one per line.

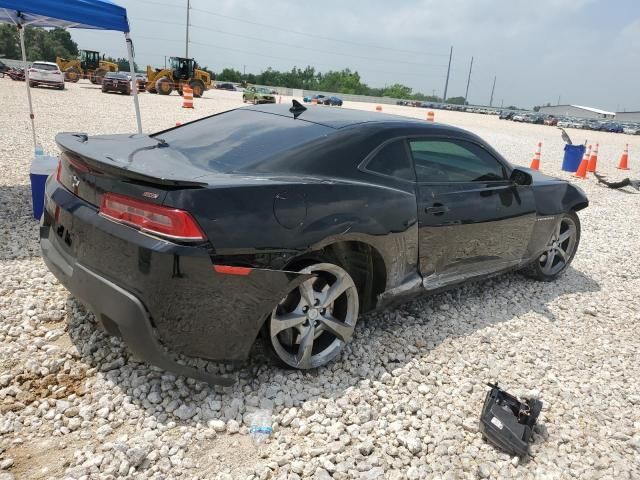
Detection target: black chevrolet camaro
<box><xmin>40</xmin><ymin>103</ymin><xmax>588</xmax><ymax>384</ymax></box>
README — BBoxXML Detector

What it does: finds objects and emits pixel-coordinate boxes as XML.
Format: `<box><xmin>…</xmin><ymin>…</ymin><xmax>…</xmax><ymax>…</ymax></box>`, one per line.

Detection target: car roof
<box><xmin>246</xmin><ymin>103</ymin><xmax>439</xmax><ymax>130</ymax></box>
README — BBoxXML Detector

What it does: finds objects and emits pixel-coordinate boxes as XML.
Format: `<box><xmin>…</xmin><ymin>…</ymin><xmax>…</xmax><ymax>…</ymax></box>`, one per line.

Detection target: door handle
<box><xmin>426</xmin><ymin>203</ymin><xmax>449</xmax><ymax>216</ymax></box>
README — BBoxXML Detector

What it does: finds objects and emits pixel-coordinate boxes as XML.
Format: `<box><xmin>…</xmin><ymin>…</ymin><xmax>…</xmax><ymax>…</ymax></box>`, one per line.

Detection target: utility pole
<box><xmin>557</xmin><ymin>95</ymin><xmax>561</xmax><ymax>105</ymax></box>
<box><xmin>489</xmin><ymin>75</ymin><xmax>496</xmax><ymax>107</ymax></box>
<box><xmin>185</xmin><ymin>0</ymin><xmax>190</xmax><ymax>58</ymax></box>
<box><xmin>164</xmin><ymin>56</ymin><xmax>167</xmax><ymax>69</ymax></box>
<box><xmin>442</xmin><ymin>46</ymin><xmax>453</xmax><ymax>103</ymax></box>
<box><xmin>464</xmin><ymin>56</ymin><xmax>473</xmax><ymax>105</ymax></box>
<box><xmin>243</xmin><ymin>64</ymin><xmax>246</xmax><ymax>76</ymax></box>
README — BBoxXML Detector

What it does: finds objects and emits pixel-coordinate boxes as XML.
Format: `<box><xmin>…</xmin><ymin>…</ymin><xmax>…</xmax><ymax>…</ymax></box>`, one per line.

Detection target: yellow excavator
<box><xmin>56</xmin><ymin>50</ymin><xmax>118</xmax><ymax>84</ymax></box>
<box><xmin>145</xmin><ymin>57</ymin><xmax>211</xmax><ymax>97</ymax></box>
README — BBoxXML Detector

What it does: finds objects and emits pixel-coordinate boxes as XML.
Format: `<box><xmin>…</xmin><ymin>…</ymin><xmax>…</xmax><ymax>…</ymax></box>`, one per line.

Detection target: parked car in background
<box><xmin>303</xmin><ymin>94</ymin><xmax>327</xmax><ymax>104</ymax></box>
<box><xmin>585</xmin><ymin>120</ymin><xmax>602</xmax><ymax>131</ymax></box>
<box><xmin>622</xmin><ymin>124</ymin><xmax>640</xmax><ymax>135</ymax></box>
<box><xmin>499</xmin><ymin>111</ymin><xmax>514</xmax><ymax>120</ymax></box>
<box><xmin>0</xmin><ymin>59</ymin><xmax>10</xmax><ymax>77</ymax></box>
<box><xmin>601</xmin><ymin>122</ymin><xmax>623</xmax><ymax>133</ymax></box>
<box><xmin>322</xmin><ymin>96</ymin><xmax>343</xmax><ymax>106</ymax></box>
<box><xmin>101</xmin><ymin>72</ymin><xmax>131</xmax><ymax>95</ymax></box>
<box><xmin>556</xmin><ymin>119</ymin><xmax>572</xmax><ymax>128</ymax></box>
<box><xmin>41</xmin><ymin>103</ymin><xmax>588</xmax><ymax>382</ymax></box>
<box><xmin>512</xmin><ymin>114</ymin><xmax>525</xmax><ymax>122</ymax></box>
<box><xmin>28</xmin><ymin>61</ymin><xmax>64</xmax><ymax>90</ymax></box>
<box><xmin>243</xmin><ymin>86</ymin><xmax>276</xmax><ymax>104</ymax></box>
<box><xmin>543</xmin><ymin>116</ymin><xmax>558</xmax><ymax>126</ymax></box>
<box><xmin>216</xmin><ymin>82</ymin><xmax>236</xmax><ymax>91</ymax></box>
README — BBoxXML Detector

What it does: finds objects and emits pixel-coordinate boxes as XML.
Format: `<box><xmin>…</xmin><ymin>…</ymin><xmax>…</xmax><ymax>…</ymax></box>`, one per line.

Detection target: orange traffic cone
<box><xmin>617</xmin><ymin>144</ymin><xmax>630</xmax><ymax>170</ymax></box>
<box><xmin>175</xmin><ymin>122</ymin><xmax>182</xmax><ymax>126</ymax></box>
<box><xmin>375</xmin><ymin>105</ymin><xmax>382</xmax><ymax>112</ymax></box>
<box><xmin>182</xmin><ymin>85</ymin><xmax>194</xmax><ymax>109</ymax></box>
<box><xmin>530</xmin><ymin>142</ymin><xmax>542</xmax><ymax>170</ymax></box>
<box><xmin>574</xmin><ymin>144</ymin><xmax>591</xmax><ymax>179</ymax></box>
<box><xmin>426</xmin><ymin>111</ymin><xmax>435</xmax><ymax>122</ymax></box>
<box><xmin>587</xmin><ymin>143</ymin><xmax>599</xmax><ymax>172</ymax></box>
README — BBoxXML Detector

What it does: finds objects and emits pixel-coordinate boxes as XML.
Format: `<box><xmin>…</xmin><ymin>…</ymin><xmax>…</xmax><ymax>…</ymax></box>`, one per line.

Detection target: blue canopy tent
<box><xmin>0</xmin><ymin>0</ymin><xmax>143</xmax><ymax>149</ymax></box>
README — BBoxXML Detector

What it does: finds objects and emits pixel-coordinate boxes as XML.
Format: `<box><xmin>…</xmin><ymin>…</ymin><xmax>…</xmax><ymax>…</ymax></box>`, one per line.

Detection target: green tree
<box><xmin>0</xmin><ymin>25</ymin><xmax>78</xmax><ymax>62</ymax></box>
<box><xmin>218</xmin><ymin>67</ymin><xmax>242</xmax><ymax>82</ymax></box>
<box><xmin>446</xmin><ymin>96</ymin><xmax>467</xmax><ymax>105</ymax></box>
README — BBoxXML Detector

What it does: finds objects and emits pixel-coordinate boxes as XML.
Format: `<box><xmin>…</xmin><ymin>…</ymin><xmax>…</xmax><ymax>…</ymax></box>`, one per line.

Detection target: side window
<box><xmin>365</xmin><ymin>140</ymin><xmax>415</xmax><ymax>181</ymax></box>
<box><xmin>409</xmin><ymin>139</ymin><xmax>507</xmax><ymax>183</ymax></box>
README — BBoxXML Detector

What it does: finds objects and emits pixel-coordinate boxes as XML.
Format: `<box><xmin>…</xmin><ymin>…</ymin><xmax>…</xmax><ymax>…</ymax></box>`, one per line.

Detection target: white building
<box><xmin>538</xmin><ymin>105</ymin><xmax>615</xmax><ymax>119</ymax></box>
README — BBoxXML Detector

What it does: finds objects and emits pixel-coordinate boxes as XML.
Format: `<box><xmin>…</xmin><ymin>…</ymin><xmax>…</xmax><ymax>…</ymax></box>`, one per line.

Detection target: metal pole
<box><xmin>125</xmin><ymin>32</ymin><xmax>143</xmax><ymax>134</ymax></box>
<box><xmin>19</xmin><ymin>26</ymin><xmax>37</xmax><ymax>149</ymax></box>
<box><xmin>464</xmin><ymin>56</ymin><xmax>473</xmax><ymax>105</ymax></box>
<box><xmin>185</xmin><ymin>0</ymin><xmax>190</xmax><ymax>58</ymax></box>
<box><xmin>489</xmin><ymin>75</ymin><xmax>496</xmax><ymax>107</ymax></box>
<box><xmin>442</xmin><ymin>46</ymin><xmax>453</xmax><ymax>103</ymax></box>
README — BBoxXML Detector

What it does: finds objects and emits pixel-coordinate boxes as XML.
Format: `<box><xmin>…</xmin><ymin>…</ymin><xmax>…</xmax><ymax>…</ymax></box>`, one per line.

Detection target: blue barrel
<box><xmin>562</xmin><ymin>144</ymin><xmax>586</xmax><ymax>172</ymax></box>
<box><xmin>30</xmin><ymin>153</ymin><xmax>58</xmax><ymax>220</ymax></box>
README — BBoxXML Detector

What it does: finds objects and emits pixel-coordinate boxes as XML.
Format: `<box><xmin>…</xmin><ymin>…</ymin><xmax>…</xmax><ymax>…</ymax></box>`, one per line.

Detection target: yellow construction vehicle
<box><xmin>56</xmin><ymin>50</ymin><xmax>118</xmax><ymax>84</ymax></box>
<box><xmin>145</xmin><ymin>57</ymin><xmax>211</xmax><ymax>98</ymax></box>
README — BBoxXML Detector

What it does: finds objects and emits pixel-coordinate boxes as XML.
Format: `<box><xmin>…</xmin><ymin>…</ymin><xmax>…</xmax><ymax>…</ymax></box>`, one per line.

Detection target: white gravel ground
<box><xmin>1</xmin><ymin>79</ymin><xmax>639</xmax><ymax>480</ymax></box>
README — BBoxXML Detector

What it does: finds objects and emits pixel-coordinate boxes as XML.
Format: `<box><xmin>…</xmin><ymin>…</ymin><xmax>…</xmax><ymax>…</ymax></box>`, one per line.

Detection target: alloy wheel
<box><xmin>270</xmin><ymin>263</ymin><xmax>359</xmax><ymax>369</ymax></box>
<box><xmin>539</xmin><ymin>216</ymin><xmax>577</xmax><ymax>276</ymax></box>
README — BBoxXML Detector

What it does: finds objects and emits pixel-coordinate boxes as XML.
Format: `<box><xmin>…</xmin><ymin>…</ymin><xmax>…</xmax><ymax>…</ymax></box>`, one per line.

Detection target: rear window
<box><xmin>155</xmin><ymin>109</ymin><xmax>333</xmax><ymax>173</ymax></box>
<box><xmin>32</xmin><ymin>63</ymin><xmax>58</xmax><ymax>71</ymax></box>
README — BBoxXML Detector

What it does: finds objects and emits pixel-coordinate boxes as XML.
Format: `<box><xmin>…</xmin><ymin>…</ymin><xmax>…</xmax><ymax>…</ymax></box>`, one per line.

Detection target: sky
<box><xmin>70</xmin><ymin>0</ymin><xmax>640</xmax><ymax>111</ymax></box>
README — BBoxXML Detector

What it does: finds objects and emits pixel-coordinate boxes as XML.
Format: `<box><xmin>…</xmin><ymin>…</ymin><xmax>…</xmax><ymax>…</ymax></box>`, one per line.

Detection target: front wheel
<box><xmin>268</xmin><ymin>262</ymin><xmax>359</xmax><ymax>370</ymax></box>
<box><xmin>523</xmin><ymin>211</ymin><xmax>581</xmax><ymax>281</ymax></box>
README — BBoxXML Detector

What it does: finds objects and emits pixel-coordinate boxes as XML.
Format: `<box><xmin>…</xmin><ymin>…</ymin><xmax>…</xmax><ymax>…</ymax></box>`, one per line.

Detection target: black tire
<box><xmin>243</xmin><ymin>95</ymin><xmax>247</xmax><ymax>103</ymax></box>
<box><xmin>101</xmin><ymin>87</ymin><xmax>107</xmax><ymax>93</ymax></box>
<box><xmin>65</xmin><ymin>67</ymin><xmax>80</xmax><ymax>83</ymax></box>
<box><xmin>156</xmin><ymin>77</ymin><xmax>172</xmax><ymax>95</ymax></box>
<box><xmin>521</xmin><ymin>211</ymin><xmax>581</xmax><ymax>281</ymax></box>
<box><xmin>58</xmin><ymin>84</ymin><xmax>65</xmax><ymax>90</ymax></box>
<box><xmin>29</xmin><ymin>81</ymin><xmax>36</xmax><ymax>88</ymax></box>
<box><xmin>92</xmin><ymin>68</ymin><xmax>107</xmax><ymax>85</ymax></box>
<box><xmin>189</xmin><ymin>80</ymin><xmax>205</xmax><ymax>98</ymax></box>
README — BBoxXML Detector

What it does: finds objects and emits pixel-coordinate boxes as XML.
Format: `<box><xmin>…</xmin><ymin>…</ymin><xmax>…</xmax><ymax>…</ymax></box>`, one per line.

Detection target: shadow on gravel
<box><xmin>0</xmin><ymin>184</ymin><xmax>41</xmax><ymax>260</ymax></box>
<box><xmin>63</xmin><ymin>264</ymin><xmax>601</xmax><ymax>427</ymax></box>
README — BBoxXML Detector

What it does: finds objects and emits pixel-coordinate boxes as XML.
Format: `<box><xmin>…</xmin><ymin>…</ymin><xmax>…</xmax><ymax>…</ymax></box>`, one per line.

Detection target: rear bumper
<box><xmin>31</xmin><ymin>78</ymin><xmax>64</xmax><ymax>86</ymax></box>
<box><xmin>102</xmin><ymin>84</ymin><xmax>130</xmax><ymax>93</ymax></box>
<box><xmin>40</xmin><ymin>179</ymin><xmax>310</xmax><ymax>383</ymax></box>
<box><xmin>41</xmin><ymin>235</ymin><xmax>233</xmax><ymax>385</ymax></box>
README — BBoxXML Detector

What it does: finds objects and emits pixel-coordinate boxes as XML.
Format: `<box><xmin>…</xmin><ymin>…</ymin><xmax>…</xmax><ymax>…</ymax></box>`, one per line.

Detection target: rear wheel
<box><xmin>29</xmin><ymin>81</ymin><xmax>36</xmax><ymax>88</ymax></box>
<box><xmin>268</xmin><ymin>262</ymin><xmax>359</xmax><ymax>369</ymax></box>
<box><xmin>156</xmin><ymin>77</ymin><xmax>172</xmax><ymax>95</ymax></box>
<box><xmin>522</xmin><ymin>211</ymin><xmax>580</xmax><ymax>281</ymax></box>
<box><xmin>92</xmin><ymin>68</ymin><xmax>107</xmax><ymax>85</ymax></box>
<box><xmin>189</xmin><ymin>80</ymin><xmax>205</xmax><ymax>98</ymax></box>
<box><xmin>65</xmin><ymin>67</ymin><xmax>80</xmax><ymax>83</ymax></box>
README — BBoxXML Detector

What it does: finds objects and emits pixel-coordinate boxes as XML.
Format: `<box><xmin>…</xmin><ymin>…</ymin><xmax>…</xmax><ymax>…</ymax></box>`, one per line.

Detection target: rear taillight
<box><xmin>55</xmin><ymin>160</ymin><xmax>62</xmax><ymax>182</ymax></box>
<box><xmin>99</xmin><ymin>192</ymin><xmax>206</xmax><ymax>242</ymax></box>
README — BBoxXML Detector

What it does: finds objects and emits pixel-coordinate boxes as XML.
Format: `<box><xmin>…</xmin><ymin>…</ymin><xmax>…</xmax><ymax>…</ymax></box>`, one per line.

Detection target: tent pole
<box><xmin>125</xmin><ymin>32</ymin><xmax>143</xmax><ymax>134</ymax></box>
<box><xmin>19</xmin><ymin>25</ymin><xmax>37</xmax><ymax>149</ymax></box>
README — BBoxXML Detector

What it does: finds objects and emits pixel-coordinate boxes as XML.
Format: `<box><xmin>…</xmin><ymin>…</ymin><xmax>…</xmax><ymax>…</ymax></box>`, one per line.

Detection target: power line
<box><xmin>133</xmin><ymin>34</ymin><xmax>445</xmax><ymax>80</ymax></box>
<box><xmin>132</xmin><ymin>17</ymin><xmax>446</xmax><ymax>69</ymax></box>
<box><xmin>133</xmin><ymin>0</ymin><xmax>448</xmax><ymax>57</ymax></box>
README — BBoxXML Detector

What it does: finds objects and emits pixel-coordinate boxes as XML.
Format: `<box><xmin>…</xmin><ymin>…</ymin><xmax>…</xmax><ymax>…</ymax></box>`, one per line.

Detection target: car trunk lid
<box><xmin>56</xmin><ymin>132</ymin><xmax>208</xmax><ymax>208</ymax></box>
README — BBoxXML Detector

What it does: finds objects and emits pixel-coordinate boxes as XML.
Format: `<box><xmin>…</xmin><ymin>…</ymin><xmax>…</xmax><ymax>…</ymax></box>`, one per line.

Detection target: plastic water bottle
<box><xmin>35</xmin><ymin>143</ymin><xmax>44</xmax><ymax>160</ymax></box>
<box><xmin>249</xmin><ymin>409</ymin><xmax>273</xmax><ymax>446</ymax></box>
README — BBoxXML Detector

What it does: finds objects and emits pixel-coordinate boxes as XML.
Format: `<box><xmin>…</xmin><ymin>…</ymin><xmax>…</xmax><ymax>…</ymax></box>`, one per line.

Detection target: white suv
<box><xmin>29</xmin><ymin>61</ymin><xmax>65</xmax><ymax>90</ymax></box>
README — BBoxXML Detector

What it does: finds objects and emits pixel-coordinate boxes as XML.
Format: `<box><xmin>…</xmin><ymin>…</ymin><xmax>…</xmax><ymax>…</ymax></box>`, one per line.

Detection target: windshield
<box><xmin>32</xmin><ymin>63</ymin><xmax>58</xmax><ymax>71</ymax></box>
<box><xmin>256</xmin><ymin>87</ymin><xmax>271</xmax><ymax>94</ymax></box>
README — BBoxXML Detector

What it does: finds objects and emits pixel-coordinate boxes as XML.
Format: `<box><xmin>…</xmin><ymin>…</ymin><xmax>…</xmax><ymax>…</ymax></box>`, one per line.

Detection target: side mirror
<box><xmin>510</xmin><ymin>168</ymin><xmax>533</xmax><ymax>186</ymax></box>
